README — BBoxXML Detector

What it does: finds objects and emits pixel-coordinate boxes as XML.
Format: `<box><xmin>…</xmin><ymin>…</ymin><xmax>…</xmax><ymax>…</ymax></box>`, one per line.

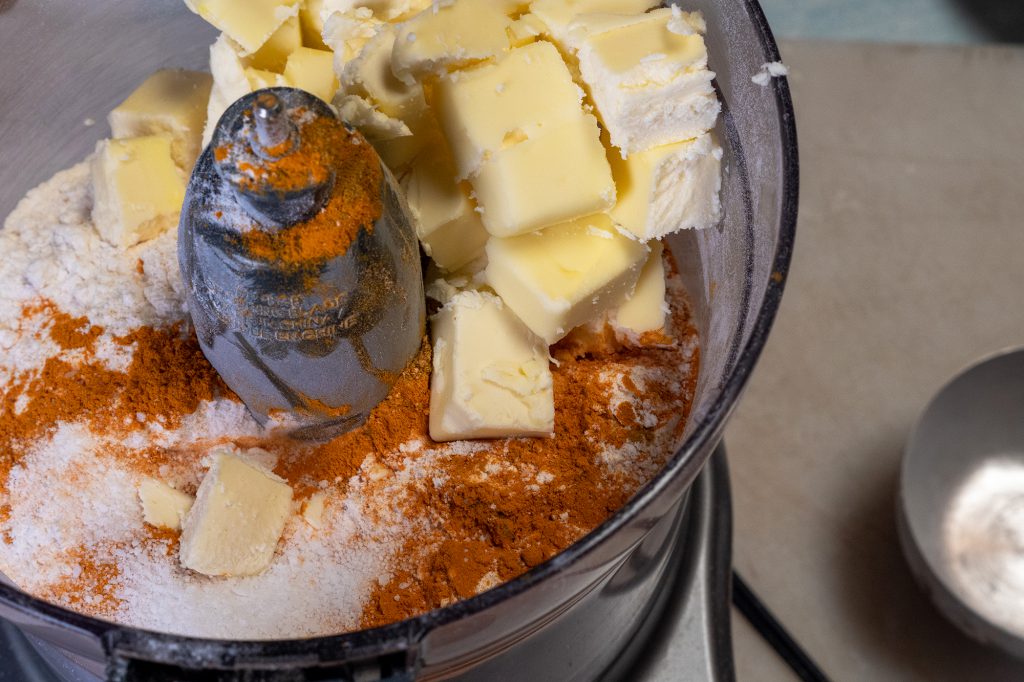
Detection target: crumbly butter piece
<box><xmin>249</xmin><ymin>14</ymin><xmax>302</xmax><ymax>71</ymax></box>
<box><xmin>340</xmin><ymin>27</ymin><xmax>427</xmax><ymax>123</ymax></box>
<box><xmin>91</xmin><ymin>136</ymin><xmax>186</xmax><ymax>249</ymax></box>
<box><xmin>138</xmin><ymin>479</ymin><xmax>194</xmax><ymax>531</ymax></box>
<box><xmin>404</xmin><ymin>143</ymin><xmax>488</xmax><ymax>271</ymax></box>
<box><xmin>530</xmin><ymin>0</ymin><xmax>660</xmax><ymax>39</ymax></box>
<box><xmin>321</xmin><ymin>6</ymin><xmax>382</xmax><ymax>67</ymax></box>
<box><xmin>302</xmin><ymin>492</ymin><xmax>327</xmax><ymax>529</ymax></box>
<box><xmin>430</xmin><ymin>290</ymin><xmax>554</xmax><ymax>441</ymax></box>
<box><xmin>284</xmin><ymin>47</ymin><xmax>340</xmax><ymax>102</ymax></box>
<box><xmin>392</xmin><ymin>0</ymin><xmax>513</xmax><ymax>85</ymax></box>
<box><xmin>507</xmin><ymin>13</ymin><xmax>547</xmax><ymax>47</ymax></box>
<box><xmin>436</xmin><ymin>40</ymin><xmax>586</xmax><ymax>179</ymax></box>
<box><xmin>204</xmin><ymin>34</ymin><xmax>254</xmax><ymax>147</ymax></box>
<box><xmin>611</xmin><ymin>240</ymin><xmax>666</xmax><ymax>335</ymax></box>
<box><xmin>246</xmin><ymin>67</ymin><xmax>289</xmax><ymax>91</ymax></box>
<box><xmin>300</xmin><ymin>0</ymin><xmax>329</xmax><ymax>48</ymax></box>
<box><xmin>568</xmin><ymin>8</ymin><xmax>719</xmax><ymax>154</ymax></box>
<box><xmin>179</xmin><ymin>452</ymin><xmax>293</xmax><ymax>577</ymax></box>
<box><xmin>108</xmin><ymin>69</ymin><xmax>213</xmax><ymax>175</ymax></box>
<box><xmin>336</xmin><ymin>95</ymin><xmax>412</xmax><ymax>141</ymax></box>
<box><xmin>185</xmin><ymin>0</ymin><xmax>301</xmax><ymax>55</ymax></box>
<box><xmin>610</xmin><ymin>133</ymin><xmax>722</xmax><ymax>239</ymax></box>
<box><xmin>485</xmin><ymin>214</ymin><xmax>648</xmax><ymax>343</ymax></box>
<box><xmin>470</xmin><ymin>115</ymin><xmax>615</xmax><ymax>237</ymax></box>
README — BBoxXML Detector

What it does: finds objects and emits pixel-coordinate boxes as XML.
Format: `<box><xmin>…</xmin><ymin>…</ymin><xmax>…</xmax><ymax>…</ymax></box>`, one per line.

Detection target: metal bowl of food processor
<box><xmin>0</xmin><ymin>0</ymin><xmax>798</xmax><ymax>679</ymax></box>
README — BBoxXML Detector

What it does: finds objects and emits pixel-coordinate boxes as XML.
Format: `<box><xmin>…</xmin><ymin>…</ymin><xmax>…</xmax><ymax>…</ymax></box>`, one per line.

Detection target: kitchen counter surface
<box><xmin>727</xmin><ymin>39</ymin><xmax>1024</xmax><ymax>680</ymax></box>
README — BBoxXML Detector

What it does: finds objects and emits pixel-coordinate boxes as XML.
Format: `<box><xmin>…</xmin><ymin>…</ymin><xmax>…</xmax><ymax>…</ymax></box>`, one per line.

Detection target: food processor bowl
<box><xmin>0</xmin><ymin>0</ymin><xmax>798</xmax><ymax>679</ymax></box>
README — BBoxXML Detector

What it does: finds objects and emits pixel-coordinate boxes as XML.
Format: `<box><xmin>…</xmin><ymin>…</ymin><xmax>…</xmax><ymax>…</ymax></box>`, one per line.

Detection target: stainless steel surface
<box><xmin>900</xmin><ymin>348</ymin><xmax>1024</xmax><ymax>659</ymax></box>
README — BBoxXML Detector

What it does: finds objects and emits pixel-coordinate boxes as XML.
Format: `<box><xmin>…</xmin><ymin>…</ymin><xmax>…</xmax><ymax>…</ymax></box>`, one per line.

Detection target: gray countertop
<box><xmin>727</xmin><ymin>39</ymin><xmax>1024</xmax><ymax>680</ymax></box>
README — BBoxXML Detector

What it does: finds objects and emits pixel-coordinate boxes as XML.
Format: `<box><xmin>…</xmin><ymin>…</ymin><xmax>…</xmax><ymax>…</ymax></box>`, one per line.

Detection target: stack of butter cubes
<box><xmin>186</xmin><ymin>0</ymin><xmax>724</xmax><ymax>443</ymax></box>
<box><xmin>91</xmin><ymin>69</ymin><xmax>212</xmax><ymax>249</ymax></box>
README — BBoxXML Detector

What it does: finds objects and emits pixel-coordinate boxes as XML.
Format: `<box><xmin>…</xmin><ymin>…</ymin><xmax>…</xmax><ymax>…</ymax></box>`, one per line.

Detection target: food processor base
<box><xmin>0</xmin><ymin>451</ymin><xmax>735</xmax><ymax>682</ymax></box>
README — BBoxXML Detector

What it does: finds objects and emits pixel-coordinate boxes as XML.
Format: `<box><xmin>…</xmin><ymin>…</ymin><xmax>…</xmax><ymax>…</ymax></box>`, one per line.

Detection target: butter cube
<box><xmin>610</xmin><ymin>133</ymin><xmax>723</xmax><ymax>239</ymax></box>
<box><xmin>568</xmin><ymin>8</ymin><xmax>719</xmax><ymax>154</ymax></box>
<box><xmin>299</xmin><ymin>0</ymin><xmax>329</xmax><ymax>49</ymax></box>
<box><xmin>185</xmin><ymin>0</ymin><xmax>301</xmax><ymax>55</ymax></box>
<box><xmin>611</xmin><ymin>240</ymin><xmax>666</xmax><ymax>335</ymax></box>
<box><xmin>436</xmin><ymin>41</ymin><xmax>587</xmax><ymax>179</ymax></box>
<box><xmin>392</xmin><ymin>0</ymin><xmax>513</xmax><ymax>85</ymax></box>
<box><xmin>91</xmin><ymin>136</ymin><xmax>186</xmax><ymax>249</ymax></box>
<box><xmin>179</xmin><ymin>452</ymin><xmax>293</xmax><ymax>577</ymax></box>
<box><xmin>470</xmin><ymin>115</ymin><xmax>615</xmax><ymax>237</ymax></box>
<box><xmin>340</xmin><ymin>26</ymin><xmax>426</xmax><ymax>127</ymax></box>
<box><xmin>336</xmin><ymin>95</ymin><xmax>412</xmax><ymax>141</ymax></box>
<box><xmin>249</xmin><ymin>14</ymin><xmax>302</xmax><ymax>71</ymax></box>
<box><xmin>204</xmin><ymin>34</ymin><xmax>254</xmax><ymax>147</ymax></box>
<box><xmin>108</xmin><ymin>69</ymin><xmax>213</xmax><ymax>174</ymax></box>
<box><xmin>530</xmin><ymin>0</ymin><xmax>661</xmax><ymax>39</ymax></box>
<box><xmin>430</xmin><ymin>290</ymin><xmax>554</xmax><ymax>441</ymax></box>
<box><xmin>302</xmin><ymin>492</ymin><xmax>327</xmax><ymax>529</ymax></box>
<box><xmin>284</xmin><ymin>47</ymin><xmax>340</xmax><ymax>102</ymax></box>
<box><xmin>405</xmin><ymin>144</ymin><xmax>489</xmax><ymax>271</ymax></box>
<box><xmin>246</xmin><ymin>67</ymin><xmax>289</xmax><ymax>90</ymax></box>
<box><xmin>485</xmin><ymin>214</ymin><xmax>648</xmax><ymax>343</ymax></box>
<box><xmin>321</xmin><ymin>7</ymin><xmax>382</xmax><ymax>66</ymax></box>
<box><xmin>507</xmin><ymin>13</ymin><xmax>547</xmax><ymax>47</ymax></box>
<box><xmin>138</xmin><ymin>479</ymin><xmax>194</xmax><ymax>531</ymax></box>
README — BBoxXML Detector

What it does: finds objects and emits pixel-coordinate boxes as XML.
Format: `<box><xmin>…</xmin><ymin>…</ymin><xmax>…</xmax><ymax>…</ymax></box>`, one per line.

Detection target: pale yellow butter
<box><xmin>567</xmin><ymin>8</ymin><xmax>719</xmax><ymax>154</ymax></box>
<box><xmin>404</xmin><ymin>144</ymin><xmax>489</xmax><ymax>271</ymax></box>
<box><xmin>610</xmin><ymin>133</ymin><xmax>722</xmax><ymax>239</ymax></box>
<box><xmin>302</xmin><ymin>492</ymin><xmax>327</xmax><ymax>529</ymax></box>
<box><xmin>179</xmin><ymin>452</ymin><xmax>293</xmax><ymax>578</ymax></box>
<box><xmin>186</xmin><ymin>0</ymin><xmax>301</xmax><ymax>55</ymax></box>
<box><xmin>611</xmin><ymin>240</ymin><xmax>666</xmax><ymax>335</ymax></box>
<box><xmin>138</xmin><ymin>479</ymin><xmax>194</xmax><ymax>531</ymax></box>
<box><xmin>507</xmin><ymin>13</ymin><xmax>547</xmax><ymax>47</ymax></box>
<box><xmin>284</xmin><ymin>47</ymin><xmax>340</xmax><ymax>102</ymax></box>
<box><xmin>321</xmin><ymin>6</ymin><xmax>382</xmax><ymax>66</ymax></box>
<box><xmin>91</xmin><ymin>136</ymin><xmax>186</xmax><ymax>249</ymax></box>
<box><xmin>485</xmin><ymin>214</ymin><xmax>648</xmax><ymax>343</ymax></box>
<box><xmin>430</xmin><ymin>290</ymin><xmax>554</xmax><ymax>441</ymax></box>
<box><xmin>108</xmin><ymin>69</ymin><xmax>213</xmax><ymax>175</ymax></box>
<box><xmin>340</xmin><ymin>27</ymin><xmax>426</xmax><ymax>124</ymax></box>
<box><xmin>436</xmin><ymin>40</ymin><xmax>586</xmax><ymax>179</ymax></box>
<box><xmin>204</xmin><ymin>34</ymin><xmax>254</xmax><ymax>147</ymax></box>
<box><xmin>392</xmin><ymin>0</ymin><xmax>512</xmax><ymax>85</ymax></box>
<box><xmin>299</xmin><ymin>0</ymin><xmax>329</xmax><ymax>49</ymax></box>
<box><xmin>246</xmin><ymin>67</ymin><xmax>289</xmax><ymax>91</ymax></box>
<box><xmin>336</xmin><ymin>95</ymin><xmax>412</xmax><ymax>141</ymax></box>
<box><xmin>470</xmin><ymin>115</ymin><xmax>615</xmax><ymax>237</ymax></box>
<box><xmin>249</xmin><ymin>14</ymin><xmax>302</xmax><ymax>72</ymax></box>
<box><xmin>530</xmin><ymin>0</ymin><xmax>661</xmax><ymax>39</ymax></box>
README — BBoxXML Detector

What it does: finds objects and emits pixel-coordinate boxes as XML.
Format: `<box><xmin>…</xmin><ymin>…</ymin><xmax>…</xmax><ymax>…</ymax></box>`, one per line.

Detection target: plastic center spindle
<box><xmin>178</xmin><ymin>88</ymin><xmax>426</xmax><ymax>441</ymax></box>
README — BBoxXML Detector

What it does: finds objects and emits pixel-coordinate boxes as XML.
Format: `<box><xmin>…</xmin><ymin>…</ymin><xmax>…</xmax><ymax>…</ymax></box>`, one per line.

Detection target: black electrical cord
<box><xmin>732</xmin><ymin>572</ymin><xmax>832</xmax><ymax>682</ymax></box>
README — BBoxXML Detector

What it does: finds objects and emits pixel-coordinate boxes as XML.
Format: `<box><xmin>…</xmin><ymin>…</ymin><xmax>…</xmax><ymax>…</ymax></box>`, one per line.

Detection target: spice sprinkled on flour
<box><xmin>0</xmin><ymin>163</ymin><xmax>697</xmax><ymax>638</ymax></box>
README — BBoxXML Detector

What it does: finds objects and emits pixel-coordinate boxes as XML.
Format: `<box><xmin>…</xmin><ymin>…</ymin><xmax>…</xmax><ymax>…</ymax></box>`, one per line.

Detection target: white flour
<box><xmin>0</xmin><ymin>162</ymin><xmax>690</xmax><ymax>638</ymax></box>
<box><xmin>945</xmin><ymin>458</ymin><xmax>1024</xmax><ymax>637</ymax></box>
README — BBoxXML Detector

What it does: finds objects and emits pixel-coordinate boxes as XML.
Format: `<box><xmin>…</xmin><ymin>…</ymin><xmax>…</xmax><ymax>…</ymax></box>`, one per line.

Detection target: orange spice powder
<box><xmin>0</xmin><ymin>302</ymin><xmax>235</xmax><ymax>505</ymax></box>
<box><xmin>5</xmin><ymin>254</ymin><xmax>698</xmax><ymax>631</ymax></box>
<box><xmin>230</xmin><ymin>117</ymin><xmax>385</xmax><ymax>268</ymax></box>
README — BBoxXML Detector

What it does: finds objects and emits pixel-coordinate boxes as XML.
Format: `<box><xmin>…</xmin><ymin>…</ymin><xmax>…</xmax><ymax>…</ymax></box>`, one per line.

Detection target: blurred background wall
<box><xmin>762</xmin><ymin>0</ymin><xmax>1024</xmax><ymax>44</ymax></box>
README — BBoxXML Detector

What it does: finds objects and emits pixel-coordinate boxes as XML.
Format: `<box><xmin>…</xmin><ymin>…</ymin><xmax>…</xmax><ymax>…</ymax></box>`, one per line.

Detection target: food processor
<box><xmin>0</xmin><ymin>0</ymin><xmax>798</xmax><ymax>679</ymax></box>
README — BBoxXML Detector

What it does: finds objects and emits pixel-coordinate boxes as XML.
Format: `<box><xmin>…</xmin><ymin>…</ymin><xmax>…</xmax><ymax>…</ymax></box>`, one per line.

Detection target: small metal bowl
<box><xmin>899</xmin><ymin>348</ymin><xmax>1024</xmax><ymax>658</ymax></box>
